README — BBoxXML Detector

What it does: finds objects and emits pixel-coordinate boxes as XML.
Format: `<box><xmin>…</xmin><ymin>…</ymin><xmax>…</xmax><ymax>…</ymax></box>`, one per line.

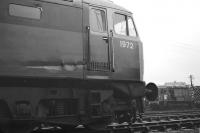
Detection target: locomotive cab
<box><xmin>0</xmin><ymin>0</ymin><xmax>158</xmax><ymax>132</ymax></box>
<box><xmin>82</xmin><ymin>0</ymin><xmax>147</xmax><ymax>124</ymax></box>
<box><xmin>84</xmin><ymin>0</ymin><xmax>143</xmax><ymax>81</ymax></box>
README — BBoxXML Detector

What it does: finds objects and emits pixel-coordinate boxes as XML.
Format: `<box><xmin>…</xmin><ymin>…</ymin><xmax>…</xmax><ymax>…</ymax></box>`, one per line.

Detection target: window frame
<box><xmin>113</xmin><ymin>12</ymin><xmax>138</xmax><ymax>37</ymax></box>
<box><xmin>127</xmin><ymin>16</ymin><xmax>138</xmax><ymax>37</ymax></box>
<box><xmin>113</xmin><ymin>13</ymin><xmax>128</xmax><ymax>36</ymax></box>
<box><xmin>89</xmin><ymin>7</ymin><xmax>108</xmax><ymax>33</ymax></box>
<box><xmin>8</xmin><ymin>3</ymin><xmax>42</xmax><ymax>20</ymax></box>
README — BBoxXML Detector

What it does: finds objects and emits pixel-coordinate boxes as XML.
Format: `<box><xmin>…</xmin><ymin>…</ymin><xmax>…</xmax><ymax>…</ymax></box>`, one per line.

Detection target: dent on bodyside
<box><xmin>24</xmin><ymin>60</ymin><xmax>84</xmax><ymax>72</ymax></box>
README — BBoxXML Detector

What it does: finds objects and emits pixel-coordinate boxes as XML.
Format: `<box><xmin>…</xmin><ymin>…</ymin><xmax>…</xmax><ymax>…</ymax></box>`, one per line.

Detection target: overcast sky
<box><xmin>113</xmin><ymin>0</ymin><xmax>200</xmax><ymax>85</ymax></box>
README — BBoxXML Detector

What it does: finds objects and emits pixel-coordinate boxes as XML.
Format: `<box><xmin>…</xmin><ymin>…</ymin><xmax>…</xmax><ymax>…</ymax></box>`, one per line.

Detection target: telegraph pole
<box><xmin>189</xmin><ymin>74</ymin><xmax>194</xmax><ymax>88</ymax></box>
<box><xmin>189</xmin><ymin>75</ymin><xmax>195</xmax><ymax>104</ymax></box>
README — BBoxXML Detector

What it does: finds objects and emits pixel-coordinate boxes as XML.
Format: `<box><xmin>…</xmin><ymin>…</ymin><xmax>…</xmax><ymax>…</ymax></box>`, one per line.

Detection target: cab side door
<box><xmin>87</xmin><ymin>6</ymin><xmax>110</xmax><ymax>72</ymax></box>
<box><xmin>111</xmin><ymin>11</ymin><xmax>142</xmax><ymax>80</ymax></box>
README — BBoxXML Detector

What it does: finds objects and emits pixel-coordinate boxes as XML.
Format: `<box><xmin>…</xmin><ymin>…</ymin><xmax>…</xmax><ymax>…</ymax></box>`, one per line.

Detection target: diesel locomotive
<box><xmin>0</xmin><ymin>0</ymin><xmax>158</xmax><ymax>132</ymax></box>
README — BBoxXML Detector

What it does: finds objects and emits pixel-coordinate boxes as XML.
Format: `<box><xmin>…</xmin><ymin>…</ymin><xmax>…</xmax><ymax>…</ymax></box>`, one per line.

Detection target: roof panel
<box><xmin>83</xmin><ymin>0</ymin><xmax>131</xmax><ymax>13</ymax></box>
<box><xmin>35</xmin><ymin>0</ymin><xmax>131</xmax><ymax>13</ymax></box>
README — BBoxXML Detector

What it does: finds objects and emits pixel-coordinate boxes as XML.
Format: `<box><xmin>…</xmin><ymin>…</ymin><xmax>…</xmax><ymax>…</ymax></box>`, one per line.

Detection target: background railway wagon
<box><xmin>159</xmin><ymin>85</ymin><xmax>191</xmax><ymax>101</ymax></box>
<box><xmin>147</xmin><ymin>82</ymin><xmax>193</xmax><ymax>110</ymax></box>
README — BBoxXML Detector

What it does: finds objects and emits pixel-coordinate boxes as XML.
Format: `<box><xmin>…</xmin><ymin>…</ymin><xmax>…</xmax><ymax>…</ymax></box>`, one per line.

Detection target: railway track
<box><xmin>107</xmin><ymin>110</ymin><xmax>200</xmax><ymax>132</ymax></box>
<box><xmin>144</xmin><ymin>109</ymin><xmax>200</xmax><ymax>115</ymax></box>
<box><xmin>141</xmin><ymin>109</ymin><xmax>200</xmax><ymax>120</ymax></box>
<box><xmin>32</xmin><ymin>110</ymin><xmax>200</xmax><ymax>133</ymax></box>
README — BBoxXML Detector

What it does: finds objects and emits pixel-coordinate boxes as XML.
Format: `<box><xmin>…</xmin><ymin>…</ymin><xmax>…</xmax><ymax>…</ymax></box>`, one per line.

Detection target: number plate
<box><xmin>120</xmin><ymin>40</ymin><xmax>135</xmax><ymax>49</ymax></box>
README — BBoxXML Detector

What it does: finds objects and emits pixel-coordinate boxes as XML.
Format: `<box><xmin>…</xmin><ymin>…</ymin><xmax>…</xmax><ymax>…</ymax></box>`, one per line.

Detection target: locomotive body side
<box><xmin>0</xmin><ymin>0</ymin><xmax>84</xmax><ymax>78</ymax></box>
<box><xmin>0</xmin><ymin>0</ymin><xmax>155</xmax><ymax>132</ymax></box>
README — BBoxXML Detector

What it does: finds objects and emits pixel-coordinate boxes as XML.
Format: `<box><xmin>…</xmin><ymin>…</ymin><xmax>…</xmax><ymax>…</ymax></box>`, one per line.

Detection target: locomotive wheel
<box><xmin>145</xmin><ymin>83</ymin><xmax>158</xmax><ymax>101</ymax></box>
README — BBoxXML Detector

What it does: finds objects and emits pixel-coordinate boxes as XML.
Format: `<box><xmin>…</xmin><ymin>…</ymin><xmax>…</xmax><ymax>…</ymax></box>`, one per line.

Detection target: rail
<box><xmin>32</xmin><ymin>110</ymin><xmax>200</xmax><ymax>133</ymax></box>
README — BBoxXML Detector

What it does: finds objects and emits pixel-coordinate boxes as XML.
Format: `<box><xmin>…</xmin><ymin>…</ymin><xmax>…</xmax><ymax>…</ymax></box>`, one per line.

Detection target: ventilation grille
<box><xmin>40</xmin><ymin>99</ymin><xmax>78</xmax><ymax>116</ymax></box>
<box><xmin>88</xmin><ymin>62</ymin><xmax>110</xmax><ymax>71</ymax></box>
<box><xmin>55</xmin><ymin>99</ymin><xmax>77</xmax><ymax>116</ymax></box>
<box><xmin>90</xmin><ymin>91</ymin><xmax>101</xmax><ymax>116</ymax></box>
<box><xmin>55</xmin><ymin>102</ymin><xmax>65</xmax><ymax>115</ymax></box>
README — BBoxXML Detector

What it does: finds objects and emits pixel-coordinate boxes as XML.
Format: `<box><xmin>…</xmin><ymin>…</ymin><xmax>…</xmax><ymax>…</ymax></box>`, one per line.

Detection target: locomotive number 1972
<box><xmin>120</xmin><ymin>40</ymin><xmax>135</xmax><ymax>49</ymax></box>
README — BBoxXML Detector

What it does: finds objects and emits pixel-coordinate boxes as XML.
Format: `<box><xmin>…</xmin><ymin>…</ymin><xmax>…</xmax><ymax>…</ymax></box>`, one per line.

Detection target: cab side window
<box><xmin>114</xmin><ymin>13</ymin><xmax>137</xmax><ymax>37</ymax></box>
<box><xmin>9</xmin><ymin>4</ymin><xmax>41</xmax><ymax>20</ymax></box>
<box><xmin>128</xmin><ymin>17</ymin><xmax>137</xmax><ymax>37</ymax></box>
<box><xmin>114</xmin><ymin>13</ymin><xmax>127</xmax><ymax>36</ymax></box>
<box><xmin>90</xmin><ymin>8</ymin><xmax>107</xmax><ymax>32</ymax></box>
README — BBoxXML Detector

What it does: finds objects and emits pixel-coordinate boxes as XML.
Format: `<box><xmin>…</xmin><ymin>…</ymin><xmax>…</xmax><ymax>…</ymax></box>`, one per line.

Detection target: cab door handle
<box><xmin>102</xmin><ymin>36</ymin><xmax>108</xmax><ymax>41</ymax></box>
<box><xmin>102</xmin><ymin>36</ymin><xmax>109</xmax><ymax>43</ymax></box>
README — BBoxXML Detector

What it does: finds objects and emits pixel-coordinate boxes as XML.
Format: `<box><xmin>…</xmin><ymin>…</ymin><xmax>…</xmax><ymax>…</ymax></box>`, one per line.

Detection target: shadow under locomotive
<box><xmin>0</xmin><ymin>77</ymin><xmax>157</xmax><ymax>132</ymax></box>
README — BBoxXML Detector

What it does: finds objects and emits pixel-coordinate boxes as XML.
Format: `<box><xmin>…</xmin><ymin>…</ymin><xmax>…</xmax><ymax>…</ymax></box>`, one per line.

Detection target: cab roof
<box><xmin>83</xmin><ymin>0</ymin><xmax>131</xmax><ymax>13</ymax></box>
<box><xmin>36</xmin><ymin>0</ymin><xmax>131</xmax><ymax>13</ymax></box>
